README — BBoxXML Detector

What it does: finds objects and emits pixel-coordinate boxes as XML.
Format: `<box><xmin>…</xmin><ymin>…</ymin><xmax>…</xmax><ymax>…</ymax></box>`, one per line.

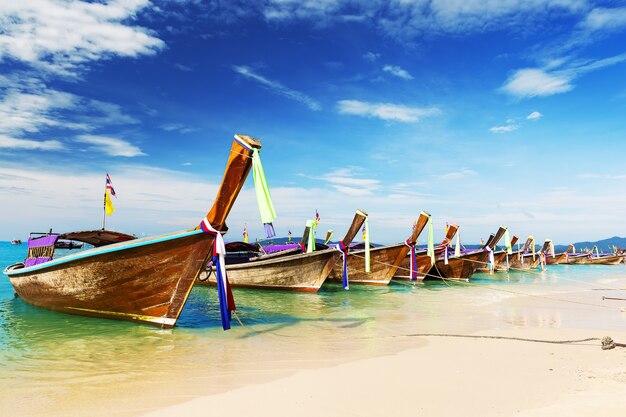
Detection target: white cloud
<box><xmin>582</xmin><ymin>7</ymin><xmax>626</xmax><ymax>31</ymax></box>
<box><xmin>501</xmin><ymin>68</ymin><xmax>573</xmax><ymax>98</ymax></box>
<box><xmin>0</xmin><ymin>134</ymin><xmax>65</xmax><ymax>151</ymax></box>
<box><xmin>76</xmin><ymin>135</ymin><xmax>145</xmax><ymax>157</ymax></box>
<box><xmin>363</xmin><ymin>51</ymin><xmax>380</xmax><ymax>62</ymax></box>
<box><xmin>438</xmin><ymin>169</ymin><xmax>477</xmax><ymax>180</ymax></box>
<box><xmin>0</xmin><ymin>0</ymin><xmax>164</xmax><ymax>75</ymax></box>
<box><xmin>337</xmin><ymin>100</ymin><xmax>440</xmax><ymax>122</ymax></box>
<box><xmin>260</xmin><ymin>0</ymin><xmax>585</xmax><ymax>38</ymax></box>
<box><xmin>232</xmin><ymin>65</ymin><xmax>321</xmax><ymax>111</ymax></box>
<box><xmin>318</xmin><ymin>168</ymin><xmax>380</xmax><ymax>196</ymax></box>
<box><xmin>489</xmin><ymin>124</ymin><xmax>519</xmax><ymax>133</ymax></box>
<box><xmin>0</xmin><ymin>89</ymin><xmax>85</xmax><ymax>134</ymax></box>
<box><xmin>383</xmin><ymin>65</ymin><xmax>413</xmax><ymax>80</ymax></box>
<box><xmin>527</xmin><ymin>111</ymin><xmax>542</xmax><ymax>120</ymax></box>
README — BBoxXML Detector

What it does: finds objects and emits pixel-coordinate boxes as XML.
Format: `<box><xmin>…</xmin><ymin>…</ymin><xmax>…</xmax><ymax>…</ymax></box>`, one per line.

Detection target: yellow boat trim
<box><xmin>66</xmin><ymin>307</ymin><xmax>176</xmax><ymax>326</ymax></box>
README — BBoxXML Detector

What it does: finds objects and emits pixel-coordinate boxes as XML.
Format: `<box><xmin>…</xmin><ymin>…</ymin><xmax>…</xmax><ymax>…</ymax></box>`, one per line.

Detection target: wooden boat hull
<box><xmin>393</xmin><ymin>252</ymin><xmax>434</xmax><ymax>282</ymax></box>
<box><xmin>429</xmin><ymin>250</ymin><xmax>487</xmax><ymax>280</ymax></box>
<box><xmin>5</xmin><ymin>230</ymin><xmax>210</xmax><ymax>328</ymax></box>
<box><xmin>199</xmin><ymin>249</ymin><xmax>337</xmax><ymax>292</ymax></box>
<box><xmin>565</xmin><ymin>254</ymin><xmax>589</xmax><ymax>265</ymax></box>
<box><xmin>328</xmin><ymin>243</ymin><xmax>406</xmax><ymax>285</ymax></box>
<box><xmin>507</xmin><ymin>253</ymin><xmax>540</xmax><ymax>270</ymax></box>
<box><xmin>545</xmin><ymin>253</ymin><xmax>566</xmax><ymax>265</ymax></box>
<box><xmin>587</xmin><ymin>255</ymin><xmax>624</xmax><ymax>265</ymax></box>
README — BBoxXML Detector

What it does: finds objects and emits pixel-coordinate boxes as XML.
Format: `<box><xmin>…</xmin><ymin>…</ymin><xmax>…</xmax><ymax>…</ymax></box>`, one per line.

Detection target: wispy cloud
<box><xmin>438</xmin><ymin>169</ymin><xmax>478</xmax><ymax>180</ymax></box>
<box><xmin>260</xmin><ymin>0</ymin><xmax>585</xmax><ymax>39</ymax></box>
<box><xmin>527</xmin><ymin>111</ymin><xmax>543</xmax><ymax>120</ymax></box>
<box><xmin>337</xmin><ymin>100</ymin><xmax>440</xmax><ymax>123</ymax></box>
<box><xmin>232</xmin><ymin>65</ymin><xmax>321</xmax><ymax>110</ymax></box>
<box><xmin>160</xmin><ymin>123</ymin><xmax>196</xmax><ymax>134</ymax></box>
<box><xmin>502</xmin><ymin>53</ymin><xmax>626</xmax><ymax>99</ymax></box>
<box><xmin>0</xmin><ymin>0</ymin><xmax>164</xmax><ymax>76</ymax></box>
<box><xmin>0</xmin><ymin>135</ymin><xmax>65</xmax><ymax>151</ymax></box>
<box><xmin>501</xmin><ymin>68</ymin><xmax>573</xmax><ymax>98</ymax></box>
<box><xmin>75</xmin><ymin>135</ymin><xmax>145</xmax><ymax>157</ymax></box>
<box><xmin>363</xmin><ymin>51</ymin><xmax>380</xmax><ymax>62</ymax></box>
<box><xmin>581</xmin><ymin>7</ymin><xmax>626</xmax><ymax>31</ymax></box>
<box><xmin>383</xmin><ymin>65</ymin><xmax>413</xmax><ymax>80</ymax></box>
<box><xmin>317</xmin><ymin>168</ymin><xmax>380</xmax><ymax>197</ymax></box>
<box><xmin>489</xmin><ymin>124</ymin><xmax>519</xmax><ymax>134</ymax></box>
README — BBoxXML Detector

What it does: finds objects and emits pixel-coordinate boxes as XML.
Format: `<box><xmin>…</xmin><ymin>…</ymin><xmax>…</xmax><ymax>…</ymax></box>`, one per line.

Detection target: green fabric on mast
<box><xmin>504</xmin><ymin>229</ymin><xmax>512</xmax><ymax>254</ymax></box>
<box><xmin>324</xmin><ymin>230</ymin><xmax>333</xmax><ymax>245</ymax></box>
<box><xmin>427</xmin><ymin>217</ymin><xmax>435</xmax><ymax>265</ymax></box>
<box><xmin>252</xmin><ymin>148</ymin><xmax>277</xmax><ymax>237</ymax></box>
<box><xmin>306</xmin><ymin>220</ymin><xmax>316</xmax><ymax>253</ymax></box>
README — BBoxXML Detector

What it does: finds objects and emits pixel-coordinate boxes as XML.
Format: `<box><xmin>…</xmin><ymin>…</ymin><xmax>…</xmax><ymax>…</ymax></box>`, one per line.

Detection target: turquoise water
<box><xmin>1</xmin><ymin>241</ymin><xmax>626</xmax><ymax>416</ymax></box>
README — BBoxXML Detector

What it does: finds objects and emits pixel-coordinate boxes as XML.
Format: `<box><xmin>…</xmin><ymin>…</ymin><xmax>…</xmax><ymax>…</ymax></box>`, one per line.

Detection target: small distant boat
<box><xmin>3</xmin><ymin>134</ymin><xmax>261</xmax><ymax>328</ymax></box>
<box><xmin>11</xmin><ymin>239</ymin><xmax>21</xmax><ymax>245</ymax></box>
<box><xmin>429</xmin><ymin>226</ymin><xmax>507</xmax><ymax>280</ymax></box>
<box><xmin>327</xmin><ymin>211</ymin><xmax>430</xmax><ymax>285</ymax></box>
<box><xmin>198</xmin><ymin>210</ymin><xmax>367</xmax><ymax>292</ymax></box>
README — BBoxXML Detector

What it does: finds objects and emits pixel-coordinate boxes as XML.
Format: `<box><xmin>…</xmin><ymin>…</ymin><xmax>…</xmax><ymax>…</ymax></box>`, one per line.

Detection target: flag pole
<box><xmin>102</xmin><ymin>176</ymin><xmax>106</xmax><ymax>230</ymax></box>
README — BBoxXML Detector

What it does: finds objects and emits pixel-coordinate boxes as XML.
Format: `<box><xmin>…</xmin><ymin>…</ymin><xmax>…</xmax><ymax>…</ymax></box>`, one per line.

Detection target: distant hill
<box><xmin>573</xmin><ymin>236</ymin><xmax>626</xmax><ymax>251</ymax></box>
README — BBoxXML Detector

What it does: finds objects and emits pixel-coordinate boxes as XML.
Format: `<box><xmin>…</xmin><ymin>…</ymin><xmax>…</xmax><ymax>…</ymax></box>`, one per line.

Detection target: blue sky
<box><xmin>1</xmin><ymin>0</ymin><xmax>626</xmax><ymax>244</ymax></box>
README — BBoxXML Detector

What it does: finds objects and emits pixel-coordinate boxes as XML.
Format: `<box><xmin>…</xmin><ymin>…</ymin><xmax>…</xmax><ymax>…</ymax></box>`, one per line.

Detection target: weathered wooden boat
<box><xmin>327</xmin><ymin>211</ymin><xmax>430</xmax><ymax>285</ymax></box>
<box><xmin>508</xmin><ymin>239</ymin><xmax>552</xmax><ymax>270</ymax></box>
<box><xmin>493</xmin><ymin>235</ymin><xmax>519</xmax><ymax>271</ymax></box>
<box><xmin>3</xmin><ymin>134</ymin><xmax>261</xmax><ymax>328</ymax></box>
<box><xmin>545</xmin><ymin>244</ymin><xmax>574</xmax><ymax>265</ymax></box>
<box><xmin>393</xmin><ymin>223</ymin><xmax>459</xmax><ymax>281</ymax></box>
<box><xmin>429</xmin><ymin>226</ymin><xmax>507</xmax><ymax>280</ymax></box>
<box><xmin>587</xmin><ymin>254</ymin><xmax>625</xmax><ymax>265</ymax></box>
<box><xmin>564</xmin><ymin>252</ymin><xmax>591</xmax><ymax>264</ymax></box>
<box><xmin>198</xmin><ymin>210</ymin><xmax>367</xmax><ymax>292</ymax></box>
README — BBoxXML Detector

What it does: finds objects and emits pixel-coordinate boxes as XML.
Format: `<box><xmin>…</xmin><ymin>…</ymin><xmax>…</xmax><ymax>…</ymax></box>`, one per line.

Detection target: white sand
<box><xmin>141</xmin><ymin>327</ymin><xmax>626</xmax><ymax>417</ymax></box>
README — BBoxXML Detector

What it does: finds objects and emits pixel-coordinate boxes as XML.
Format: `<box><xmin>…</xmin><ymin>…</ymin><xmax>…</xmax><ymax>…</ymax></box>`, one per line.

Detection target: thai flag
<box><xmin>106</xmin><ymin>173</ymin><xmax>116</xmax><ymax>197</ymax></box>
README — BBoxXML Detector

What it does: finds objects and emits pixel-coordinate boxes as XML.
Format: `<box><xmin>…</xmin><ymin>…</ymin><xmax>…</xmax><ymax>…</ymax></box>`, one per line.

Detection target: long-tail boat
<box><xmin>198</xmin><ymin>210</ymin><xmax>367</xmax><ymax>292</ymax></box>
<box><xmin>585</xmin><ymin>247</ymin><xmax>625</xmax><ymax>265</ymax></box>
<box><xmin>563</xmin><ymin>251</ymin><xmax>591</xmax><ymax>264</ymax></box>
<box><xmin>327</xmin><ymin>211</ymin><xmax>430</xmax><ymax>285</ymax></box>
<box><xmin>545</xmin><ymin>244</ymin><xmax>574</xmax><ymax>265</ymax></box>
<box><xmin>429</xmin><ymin>226</ymin><xmax>507</xmax><ymax>280</ymax></box>
<box><xmin>3</xmin><ymin>134</ymin><xmax>260</xmax><ymax>328</ymax></box>
<box><xmin>494</xmin><ymin>235</ymin><xmax>519</xmax><ymax>271</ymax></box>
<box><xmin>393</xmin><ymin>223</ymin><xmax>459</xmax><ymax>282</ymax></box>
<box><xmin>507</xmin><ymin>237</ymin><xmax>537</xmax><ymax>270</ymax></box>
<box><xmin>509</xmin><ymin>238</ymin><xmax>552</xmax><ymax>270</ymax></box>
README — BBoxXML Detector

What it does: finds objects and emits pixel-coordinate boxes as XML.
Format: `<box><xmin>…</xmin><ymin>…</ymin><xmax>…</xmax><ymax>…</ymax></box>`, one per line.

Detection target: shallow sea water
<box><xmin>1</xmin><ymin>241</ymin><xmax>625</xmax><ymax>416</ymax></box>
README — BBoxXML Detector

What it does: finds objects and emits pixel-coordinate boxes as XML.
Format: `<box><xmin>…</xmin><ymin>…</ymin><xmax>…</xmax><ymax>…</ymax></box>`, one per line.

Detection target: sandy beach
<box><xmin>141</xmin><ymin>326</ymin><xmax>626</xmax><ymax>417</ymax></box>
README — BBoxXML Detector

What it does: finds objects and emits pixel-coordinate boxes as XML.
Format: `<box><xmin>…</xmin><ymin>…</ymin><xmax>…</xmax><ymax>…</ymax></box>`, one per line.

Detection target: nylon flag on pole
<box><xmin>105</xmin><ymin>191</ymin><xmax>115</xmax><ymax>216</ymax></box>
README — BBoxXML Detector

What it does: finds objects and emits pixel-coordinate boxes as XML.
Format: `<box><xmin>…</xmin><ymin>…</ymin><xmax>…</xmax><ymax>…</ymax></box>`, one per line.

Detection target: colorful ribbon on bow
<box><xmin>336</xmin><ymin>241</ymin><xmax>349</xmax><ymax>289</ymax></box>
<box><xmin>405</xmin><ymin>239</ymin><xmax>417</xmax><ymax>281</ymax></box>
<box><xmin>199</xmin><ymin>217</ymin><xmax>235</xmax><ymax>330</ymax></box>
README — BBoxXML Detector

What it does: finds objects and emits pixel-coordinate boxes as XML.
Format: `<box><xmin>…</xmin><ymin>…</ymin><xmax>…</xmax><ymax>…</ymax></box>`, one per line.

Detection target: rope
<box><xmin>398</xmin><ymin>333</ymin><xmax>601</xmax><ymax>345</ymax></box>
